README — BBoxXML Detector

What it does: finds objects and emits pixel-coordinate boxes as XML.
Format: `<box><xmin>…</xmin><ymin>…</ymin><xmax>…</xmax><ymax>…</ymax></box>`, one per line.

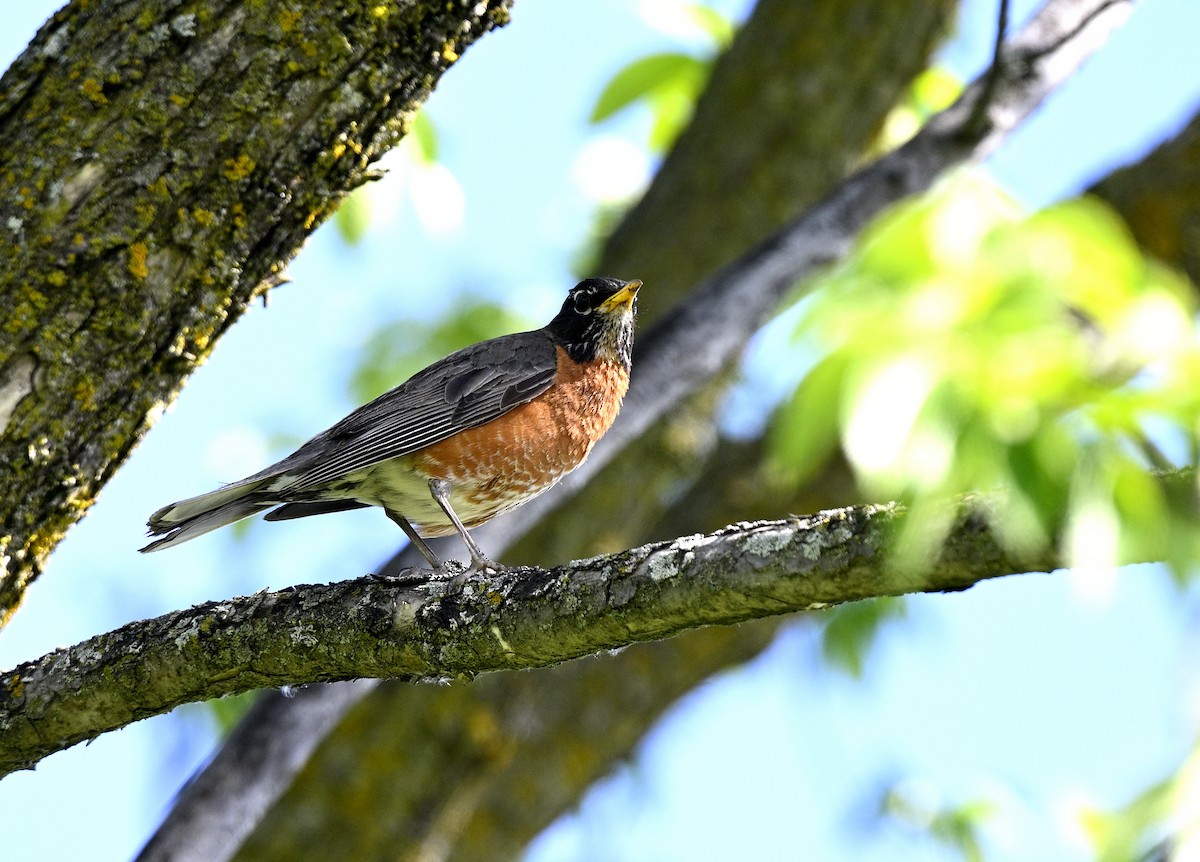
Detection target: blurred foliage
<box><xmin>879</xmin><ymin>782</ymin><xmax>995</xmax><ymax>862</ymax></box>
<box><xmin>1082</xmin><ymin>736</ymin><xmax>1200</xmax><ymax>862</ymax></box>
<box><xmin>872</xmin><ymin>66</ymin><xmax>964</xmax><ymax>154</ymax></box>
<box><xmin>820</xmin><ymin>596</ymin><xmax>907</xmax><ymax>678</ymax></box>
<box><xmin>589</xmin><ymin>3</ymin><xmax>731</xmax><ymax>154</ymax></box>
<box><xmin>590</xmin><ymin>52</ymin><xmax>710</xmax><ymax>153</ymax></box>
<box><xmin>334</xmin><ymin>111</ymin><xmax>447</xmax><ymax>245</ymax></box>
<box><xmin>349</xmin><ymin>301</ymin><xmax>536</xmax><ymax>403</ymax></box>
<box><xmin>770</xmin><ymin>176</ymin><xmax>1200</xmax><ymax>573</ymax></box>
<box><xmin>206</xmin><ymin>690</ymin><xmax>260</xmax><ymax>736</ymax></box>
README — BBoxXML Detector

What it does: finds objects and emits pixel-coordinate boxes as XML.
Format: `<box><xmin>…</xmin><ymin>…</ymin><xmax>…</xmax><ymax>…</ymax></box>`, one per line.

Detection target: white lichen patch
<box><xmin>290</xmin><ymin>625</ymin><xmax>317</xmax><ymax>648</ymax></box>
<box><xmin>58</xmin><ymin>161</ymin><xmax>106</xmax><ymax>210</ymax></box>
<box><xmin>640</xmin><ymin>550</ymin><xmax>678</xmax><ymax>582</ymax></box>
<box><xmin>741</xmin><ymin>526</ymin><xmax>793</xmax><ymax>557</ymax></box>
<box><xmin>26</xmin><ymin>437</ymin><xmax>52</xmax><ymax>463</ymax></box>
<box><xmin>0</xmin><ymin>356</ymin><xmax>35</xmax><ymax>432</ymax></box>
<box><xmin>796</xmin><ymin>531</ymin><xmax>825</xmax><ymax>563</ymax></box>
<box><xmin>173</xmin><ymin>616</ymin><xmax>205</xmax><ymax>649</ymax></box>
<box><xmin>171</xmin><ymin>14</ymin><xmax>198</xmax><ymax>37</ymax></box>
<box><xmin>672</xmin><ymin>532</ymin><xmax>721</xmax><ymax>553</ymax></box>
<box><xmin>40</xmin><ymin>24</ymin><xmax>69</xmax><ymax>58</ymax></box>
<box><xmin>490</xmin><ymin>625</ymin><xmax>513</xmax><ymax>653</ymax></box>
<box><xmin>393</xmin><ymin>598</ymin><xmax>418</xmax><ymax>628</ymax></box>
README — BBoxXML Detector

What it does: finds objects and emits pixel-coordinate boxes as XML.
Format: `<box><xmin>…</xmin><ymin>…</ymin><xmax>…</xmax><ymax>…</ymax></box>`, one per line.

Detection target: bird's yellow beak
<box><xmin>599</xmin><ymin>279</ymin><xmax>642</xmax><ymax>313</ymax></box>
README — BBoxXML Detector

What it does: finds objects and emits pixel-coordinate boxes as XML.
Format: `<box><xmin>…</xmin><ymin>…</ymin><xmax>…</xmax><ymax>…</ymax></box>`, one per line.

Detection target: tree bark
<box><xmin>0</xmin><ymin>0</ymin><xmax>512</xmax><ymax>626</ymax></box>
<box><xmin>1093</xmin><ymin>108</ymin><xmax>1200</xmax><ymax>287</ymax></box>
<box><xmin>1</xmin><ymin>497</ymin><xmax>1065</xmax><ymax>778</ymax></box>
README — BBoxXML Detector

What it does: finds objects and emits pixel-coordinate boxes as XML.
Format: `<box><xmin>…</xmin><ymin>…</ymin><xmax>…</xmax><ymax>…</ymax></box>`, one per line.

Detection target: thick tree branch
<box><xmin>0</xmin><ymin>0</ymin><xmax>511</xmax><ymax>624</ymax></box>
<box><xmin>0</xmin><ymin>497</ymin><xmax>1060</xmax><ymax>778</ymax></box>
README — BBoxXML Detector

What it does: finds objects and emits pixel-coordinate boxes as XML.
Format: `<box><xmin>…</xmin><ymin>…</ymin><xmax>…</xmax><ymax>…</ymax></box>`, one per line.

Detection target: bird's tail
<box><xmin>140</xmin><ymin>479</ymin><xmax>274</xmax><ymax>552</ymax></box>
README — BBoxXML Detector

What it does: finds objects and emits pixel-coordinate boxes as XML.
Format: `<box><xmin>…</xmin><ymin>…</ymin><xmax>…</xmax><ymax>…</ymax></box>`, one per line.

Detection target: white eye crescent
<box><xmin>573</xmin><ymin>293</ymin><xmax>593</xmax><ymax>314</ymax></box>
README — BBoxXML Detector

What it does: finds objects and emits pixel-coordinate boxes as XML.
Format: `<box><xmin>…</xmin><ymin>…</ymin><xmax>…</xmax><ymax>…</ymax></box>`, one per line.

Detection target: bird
<box><xmin>140</xmin><ymin>277</ymin><xmax>642</xmax><ymax>571</ymax></box>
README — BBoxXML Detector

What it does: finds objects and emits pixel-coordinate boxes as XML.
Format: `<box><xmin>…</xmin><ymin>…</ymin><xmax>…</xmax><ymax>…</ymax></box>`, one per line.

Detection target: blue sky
<box><xmin>2</xmin><ymin>1</ymin><xmax>1199</xmax><ymax>860</ymax></box>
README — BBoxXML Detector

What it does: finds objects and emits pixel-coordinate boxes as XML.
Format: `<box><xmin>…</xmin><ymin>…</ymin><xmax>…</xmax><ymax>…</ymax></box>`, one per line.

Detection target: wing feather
<box><xmin>268</xmin><ymin>330</ymin><xmax>559</xmax><ymax>492</ymax></box>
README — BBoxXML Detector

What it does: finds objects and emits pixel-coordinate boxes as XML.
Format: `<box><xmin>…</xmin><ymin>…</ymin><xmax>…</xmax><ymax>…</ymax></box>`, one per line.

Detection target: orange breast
<box><xmin>408</xmin><ymin>346</ymin><xmax>629</xmax><ymax>529</ymax></box>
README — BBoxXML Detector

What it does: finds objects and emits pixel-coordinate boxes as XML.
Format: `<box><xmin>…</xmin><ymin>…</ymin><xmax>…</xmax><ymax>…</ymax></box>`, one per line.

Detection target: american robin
<box><xmin>141</xmin><ymin>277</ymin><xmax>642</xmax><ymax>570</ymax></box>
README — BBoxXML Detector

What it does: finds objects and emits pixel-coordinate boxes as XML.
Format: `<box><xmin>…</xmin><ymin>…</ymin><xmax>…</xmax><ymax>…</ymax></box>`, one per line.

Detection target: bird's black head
<box><xmin>546</xmin><ymin>277</ymin><xmax>641</xmax><ymax>368</ymax></box>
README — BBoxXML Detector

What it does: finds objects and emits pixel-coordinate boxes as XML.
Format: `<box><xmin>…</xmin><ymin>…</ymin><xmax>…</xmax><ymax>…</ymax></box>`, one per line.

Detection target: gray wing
<box><xmin>268</xmin><ymin>329</ymin><xmax>559</xmax><ymax>492</ymax></box>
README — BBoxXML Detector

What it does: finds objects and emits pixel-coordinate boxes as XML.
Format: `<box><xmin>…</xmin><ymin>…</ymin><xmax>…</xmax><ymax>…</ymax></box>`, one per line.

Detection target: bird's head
<box><xmin>547</xmin><ymin>277</ymin><xmax>641</xmax><ymax>369</ymax></box>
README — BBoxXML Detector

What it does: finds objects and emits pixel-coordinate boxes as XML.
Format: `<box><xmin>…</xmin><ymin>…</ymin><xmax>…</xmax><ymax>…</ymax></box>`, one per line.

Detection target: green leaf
<box><xmin>683</xmin><ymin>3</ymin><xmax>735</xmax><ymax>46</ymax></box>
<box><xmin>207</xmin><ymin>690</ymin><xmax>259</xmax><ymax>736</ymax></box>
<box><xmin>820</xmin><ymin>597</ymin><xmax>906</xmax><ymax>678</ymax></box>
<box><xmin>768</xmin><ymin>352</ymin><xmax>847</xmax><ymax>484</ymax></box>
<box><xmin>333</xmin><ymin>186</ymin><xmax>372</xmax><ymax>246</ymax></box>
<box><xmin>770</xmin><ymin>174</ymin><xmax>1200</xmax><ymax>573</ymax></box>
<box><xmin>407</xmin><ymin>110</ymin><xmax>438</xmax><ymax>164</ymax></box>
<box><xmin>590</xmin><ymin>52</ymin><xmax>707</xmax><ymax>124</ymax></box>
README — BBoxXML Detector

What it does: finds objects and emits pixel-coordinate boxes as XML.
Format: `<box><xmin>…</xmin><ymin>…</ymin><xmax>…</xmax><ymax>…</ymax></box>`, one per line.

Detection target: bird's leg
<box><xmin>427</xmin><ymin>478</ymin><xmax>503</xmax><ymax>572</ymax></box>
<box><xmin>385</xmin><ymin>509</ymin><xmax>444</xmax><ymax>570</ymax></box>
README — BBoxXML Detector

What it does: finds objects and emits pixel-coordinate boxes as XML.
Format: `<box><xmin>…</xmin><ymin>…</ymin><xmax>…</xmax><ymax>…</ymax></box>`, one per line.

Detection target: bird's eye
<box><xmin>573</xmin><ymin>292</ymin><xmax>593</xmax><ymax>314</ymax></box>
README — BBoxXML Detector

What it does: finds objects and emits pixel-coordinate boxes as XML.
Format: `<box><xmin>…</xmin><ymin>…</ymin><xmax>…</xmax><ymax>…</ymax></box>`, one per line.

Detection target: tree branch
<box><xmin>0</xmin><ymin>497</ymin><xmax>1060</xmax><ymax>777</ymax></box>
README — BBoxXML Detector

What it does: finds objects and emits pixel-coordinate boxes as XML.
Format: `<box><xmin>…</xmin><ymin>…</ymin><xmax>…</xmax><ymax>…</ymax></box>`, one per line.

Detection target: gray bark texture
<box><xmin>0</xmin><ymin>0</ymin><xmax>511</xmax><ymax>625</ymax></box>
<box><xmin>1</xmin><ymin>498</ymin><xmax>1061</xmax><ymax>777</ymax></box>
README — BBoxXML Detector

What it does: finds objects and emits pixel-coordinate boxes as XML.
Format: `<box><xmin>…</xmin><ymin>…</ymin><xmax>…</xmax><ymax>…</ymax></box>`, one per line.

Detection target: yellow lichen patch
<box><xmin>231</xmin><ymin>202</ymin><xmax>246</xmax><ymax>230</ymax></box>
<box><xmin>278</xmin><ymin>8</ymin><xmax>301</xmax><ymax>33</ymax></box>
<box><xmin>80</xmin><ymin>78</ymin><xmax>107</xmax><ymax>104</ymax></box>
<box><xmin>73</xmin><ymin>379</ymin><xmax>97</xmax><ymax>411</ymax></box>
<box><xmin>442</xmin><ymin>44</ymin><xmax>459</xmax><ymax>63</ymax></box>
<box><xmin>6</xmin><ymin>674</ymin><xmax>22</xmax><ymax>700</ymax></box>
<box><xmin>46</xmin><ymin>270</ymin><xmax>67</xmax><ymax>287</ymax></box>
<box><xmin>169</xmin><ymin>93</ymin><xmax>187</xmax><ymax>107</ymax></box>
<box><xmin>128</xmin><ymin>242</ymin><xmax>150</xmax><ymax>279</ymax></box>
<box><xmin>192</xmin><ymin>207</ymin><xmax>217</xmax><ymax>227</ymax></box>
<box><xmin>148</xmin><ymin>176</ymin><xmax>169</xmax><ymax>198</ymax></box>
<box><xmin>223</xmin><ymin>154</ymin><xmax>256</xmax><ymax>181</ymax></box>
<box><xmin>371</xmin><ymin>5</ymin><xmax>389</xmax><ymax>18</ymax></box>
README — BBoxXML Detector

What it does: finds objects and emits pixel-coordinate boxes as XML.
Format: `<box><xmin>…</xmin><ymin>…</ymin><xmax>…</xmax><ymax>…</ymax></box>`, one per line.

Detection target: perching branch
<box><xmin>0</xmin><ymin>497</ymin><xmax>1060</xmax><ymax>777</ymax></box>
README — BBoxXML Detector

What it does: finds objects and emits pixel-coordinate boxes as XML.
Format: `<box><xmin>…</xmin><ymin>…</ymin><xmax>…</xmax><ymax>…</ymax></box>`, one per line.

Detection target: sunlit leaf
<box><xmin>820</xmin><ymin>597</ymin><xmax>906</xmax><ymax>678</ymax></box>
<box><xmin>407</xmin><ymin>109</ymin><xmax>438</xmax><ymax>163</ymax></box>
<box><xmin>333</xmin><ymin>186</ymin><xmax>372</xmax><ymax>246</ymax></box>
<box><xmin>770</xmin><ymin>174</ymin><xmax>1200</xmax><ymax>574</ymax></box>
<box><xmin>207</xmin><ymin>690</ymin><xmax>259</xmax><ymax>736</ymax></box>
<box><xmin>683</xmin><ymin>3</ymin><xmax>735</xmax><ymax>46</ymax></box>
<box><xmin>590</xmin><ymin>52</ymin><xmax>707</xmax><ymax>124</ymax></box>
<box><xmin>879</xmin><ymin>782</ymin><xmax>996</xmax><ymax>862</ymax></box>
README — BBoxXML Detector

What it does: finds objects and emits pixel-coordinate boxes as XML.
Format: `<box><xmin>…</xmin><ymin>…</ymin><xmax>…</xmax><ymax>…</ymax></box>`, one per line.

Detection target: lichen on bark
<box><xmin>0</xmin><ymin>0</ymin><xmax>513</xmax><ymax>625</ymax></box>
